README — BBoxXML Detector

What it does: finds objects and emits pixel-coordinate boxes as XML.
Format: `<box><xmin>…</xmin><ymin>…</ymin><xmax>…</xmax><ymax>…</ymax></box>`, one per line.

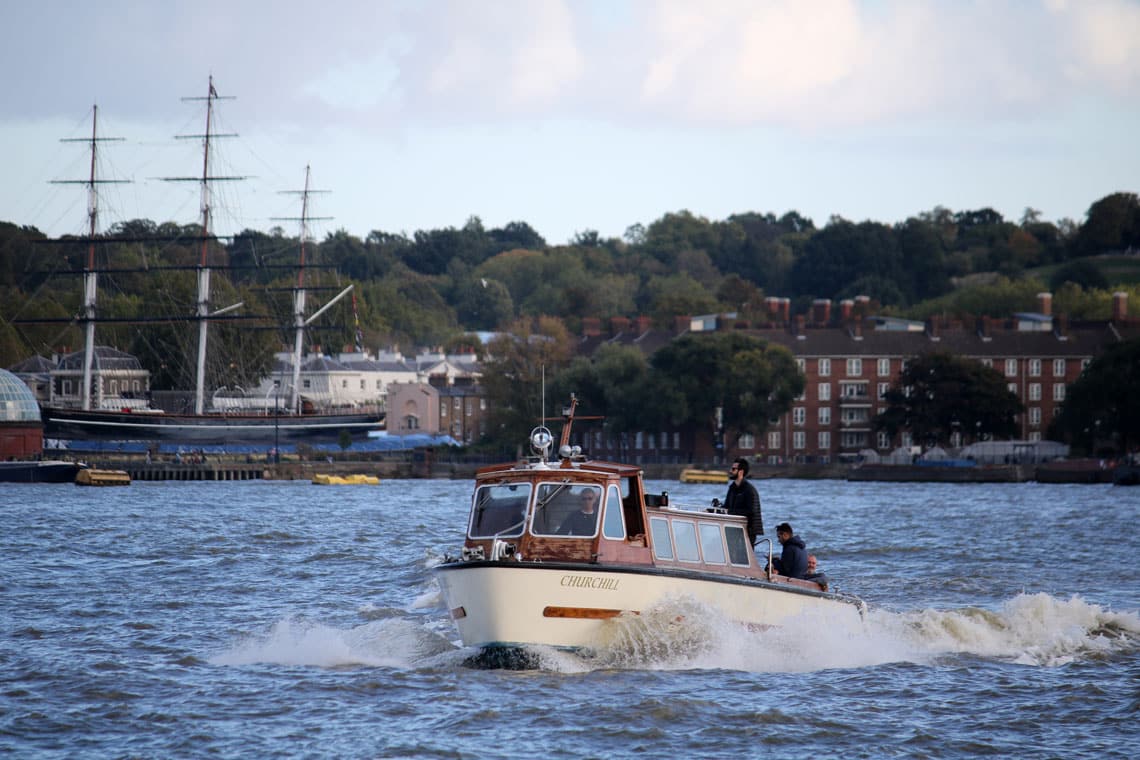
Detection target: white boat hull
<box><xmin>435</xmin><ymin>562</ymin><xmax>864</xmax><ymax>651</ymax></box>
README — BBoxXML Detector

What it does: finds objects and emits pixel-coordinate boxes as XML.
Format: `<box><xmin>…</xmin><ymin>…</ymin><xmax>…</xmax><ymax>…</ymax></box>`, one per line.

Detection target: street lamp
<box><xmin>273</xmin><ymin>383</ymin><xmax>280</xmax><ymax>464</ymax></box>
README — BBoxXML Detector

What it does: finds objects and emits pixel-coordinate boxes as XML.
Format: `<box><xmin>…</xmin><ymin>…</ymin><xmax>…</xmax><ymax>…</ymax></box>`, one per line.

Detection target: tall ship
<box><xmin>14</xmin><ymin>79</ymin><xmax>383</xmax><ymax>445</ymax></box>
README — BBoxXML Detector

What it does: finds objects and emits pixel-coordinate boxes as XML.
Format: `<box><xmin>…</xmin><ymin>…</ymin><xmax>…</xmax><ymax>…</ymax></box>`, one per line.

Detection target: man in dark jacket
<box><xmin>723</xmin><ymin>457</ymin><xmax>763</xmax><ymax>545</ymax></box>
<box><xmin>771</xmin><ymin>522</ymin><xmax>808</xmax><ymax>579</ymax></box>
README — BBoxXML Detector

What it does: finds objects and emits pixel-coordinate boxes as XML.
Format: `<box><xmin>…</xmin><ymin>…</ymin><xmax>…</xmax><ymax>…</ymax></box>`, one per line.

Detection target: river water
<box><xmin>2</xmin><ymin>477</ymin><xmax>1136</xmax><ymax>758</ymax></box>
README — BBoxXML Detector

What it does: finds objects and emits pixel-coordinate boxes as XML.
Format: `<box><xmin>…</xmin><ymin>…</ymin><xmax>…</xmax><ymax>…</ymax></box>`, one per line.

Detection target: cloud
<box><xmin>2</xmin><ymin>0</ymin><xmax>1138</xmax><ymax>131</ymax></box>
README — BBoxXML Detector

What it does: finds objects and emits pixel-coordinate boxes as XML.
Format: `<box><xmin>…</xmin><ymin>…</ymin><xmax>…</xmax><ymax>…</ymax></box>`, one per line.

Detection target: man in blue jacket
<box><xmin>771</xmin><ymin>522</ymin><xmax>808</xmax><ymax>579</ymax></box>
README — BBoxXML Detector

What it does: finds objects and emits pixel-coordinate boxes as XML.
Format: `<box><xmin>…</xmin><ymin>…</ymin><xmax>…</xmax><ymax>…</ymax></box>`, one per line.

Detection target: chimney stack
<box><xmin>780</xmin><ymin>298</ymin><xmax>791</xmax><ymax>324</ymax></box>
<box><xmin>610</xmin><ymin>316</ymin><xmax>630</xmax><ymax>335</ymax></box>
<box><xmin>1113</xmin><ymin>291</ymin><xmax>1128</xmax><ymax>322</ymax></box>
<box><xmin>581</xmin><ymin>317</ymin><xmax>602</xmax><ymax>337</ymax></box>
<box><xmin>840</xmin><ymin>299</ymin><xmax>854</xmax><ymax>322</ymax></box>
<box><xmin>1037</xmin><ymin>292</ymin><xmax>1052</xmax><ymax>316</ymax></box>
<box><xmin>812</xmin><ymin>299</ymin><xmax>831</xmax><ymax>326</ymax></box>
<box><xmin>635</xmin><ymin>315</ymin><xmax>652</xmax><ymax>334</ymax></box>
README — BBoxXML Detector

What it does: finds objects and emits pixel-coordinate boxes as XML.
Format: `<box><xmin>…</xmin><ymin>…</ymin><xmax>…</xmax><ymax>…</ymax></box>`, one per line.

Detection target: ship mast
<box><xmin>52</xmin><ymin>105</ymin><xmax>127</xmax><ymax>411</ymax></box>
<box><xmin>165</xmin><ymin>76</ymin><xmax>245</xmax><ymax>415</ymax></box>
<box><xmin>273</xmin><ymin>166</ymin><xmax>353</xmax><ymax>414</ymax></box>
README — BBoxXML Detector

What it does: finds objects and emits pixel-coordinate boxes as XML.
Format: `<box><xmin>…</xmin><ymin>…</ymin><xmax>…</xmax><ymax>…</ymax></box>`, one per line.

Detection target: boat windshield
<box><xmin>531</xmin><ymin>482</ymin><xmax>603</xmax><ymax>537</ymax></box>
<box><xmin>468</xmin><ymin>483</ymin><xmax>531</xmax><ymax>538</ymax></box>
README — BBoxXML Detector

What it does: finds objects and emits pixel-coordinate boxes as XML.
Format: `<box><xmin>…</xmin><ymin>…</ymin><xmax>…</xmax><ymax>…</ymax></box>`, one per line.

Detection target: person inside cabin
<box><xmin>723</xmin><ymin>457</ymin><xmax>764</xmax><ymax>545</ymax></box>
<box><xmin>770</xmin><ymin>522</ymin><xmax>808</xmax><ymax>579</ymax></box>
<box><xmin>556</xmin><ymin>488</ymin><xmax>600</xmax><ymax>536</ymax></box>
<box><xmin>804</xmin><ymin>554</ymin><xmax>829</xmax><ymax>591</ymax></box>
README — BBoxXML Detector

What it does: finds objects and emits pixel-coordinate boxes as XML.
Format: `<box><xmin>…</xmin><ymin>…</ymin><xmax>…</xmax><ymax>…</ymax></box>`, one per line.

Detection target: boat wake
<box><xmin>573</xmin><ymin>592</ymin><xmax>1140</xmax><ymax>673</ymax></box>
<box><xmin>208</xmin><ymin>593</ymin><xmax>1138</xmax><ymax>674</ymax></box>
<box><xmin>208</xmin><ymin>613</ymin><xmax>458</xmax><ymax>669</ymax></box>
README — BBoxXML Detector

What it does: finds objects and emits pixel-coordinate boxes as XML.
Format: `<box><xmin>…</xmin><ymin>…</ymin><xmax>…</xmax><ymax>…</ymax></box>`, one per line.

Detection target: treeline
<box><xmin>2</xmin><ymin>192</ymin><xmax>1139</xmax><ymax>378</ymax></box>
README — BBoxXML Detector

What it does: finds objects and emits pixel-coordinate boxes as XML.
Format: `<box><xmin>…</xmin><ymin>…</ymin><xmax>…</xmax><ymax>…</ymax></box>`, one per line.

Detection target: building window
<box><xmin>1053</xmin><ymin>384</ymin><xmax>1066</xmax><ymax>401</ymax></box>
<box><xmin>466</xmin><ymin>400</ymin><xmax>473</xmax><ymax>416</ymax></box>
<box><xmin>1005</xmin><ymin>359</ymin><xmax>1017</xmax><ymax>377</ymax></box>
<box><xmin>877</xmin><ymin>431</ymin><xmax>891</xmax><ymax>449</ymax></box>
<box><xmin>360</xmin><ymin>379</ymin><xmax>365</xmax><ymax>390</ymax></box>
<box><xmin>841</xmin><ymin>383</ymin><xmax>866</xmax><ymax>399</ymax></box>
<box><xmin>441</xmin><ymin>403</ymin><xmax>447</xmax><ymax>416</ymax></box>
<box><xmin>981</xmin><ymin>358</ymin><xmax>993</xmax><ymax>368</ymax></box>
<box><xmin>1008</xmin><ymin>383</ymin><xmax>1017</xmax><ymax>395</ymax></box>
<box><xmin>303</xmin><ymin>380</ymin><xmax>311</xmax><ymax>389</ymax></box>
<box><xmin>1081</xmin><ymin>359</ymin><xmax>1091</xmax><ymax>371</ymax></box>
<box><xmin>818</xmin><ymin>431</ymin><xmax>831</xmax><ymax>450</ymax></box>
<box><xmin>793</xmin><ymin>407</ymin><xmax>806</xmax><ymax>425</ymax></box>
<box><xmin>767</xmin><ymin>431</ymin><xmax>781</xmax><ymax>449</ymax></box>
<box><xmin>846</xmin><ymin>358</ymin><xmax>862</xmax><ymax>376</ymax></box>
<box><xmin>376</xmin><ymin>380</ymin><xmax>382</xmax><ymax>390</ymax></box>
<box><xmin>793</xmin><ymin>431</ymin><xmax>805</xmax><ymax>450</ymax></box>
<box><xmin>819</xmin><ymin>358</ymin><xmax>831</xmax><ymax>377</ymax></box>
<box><xmin>1029</xmin><ymin>359</ymin><xmax>1041</xmax><ymax>377</ymax></box>
<box><xmin>739</xmin><ymin>433</ymin><xmax>755</xmax><ymax>449</ymax></box>
<box><xmin>877</xmin><ymin>358</ymin><xmax>890</xmax><ymax>376</ymax></box>
<box><xmin>818</xmin><ymin>383</ymin><xmax>831</xmax><ymax>401</ymax></box>
<box><xmin>454</xmin><ymin>398</ymin><xmax>461</xmax><ymax>410</ymax></box>
<box><xmin>481</xmin><ymin>398</ymin><xmax>487</xmax><ymax>410</ymax></box>
<box><xmin>878</xmin><ymin>382</ymin><xmax>890</xmax><ymax>400</ymax></box>
<box><xmin>1053</xmin><ymin>358</ymin><xmax>1065</xmax><ymax>377</ymax></box>
<box><xmin>1029</xmin><ymin>431</ymin><xmax>1041</xmax><ymax>442</ymax></box>
<box><xmin>796</xmin><ymin>358</ymin><xmax>806</xmax><ymax>373</ymax></box>
<box><xmin>1029</xmin><ymin>407</ymin><xmax>1041</xmax><ymax>426</ymax></box>
<box><xmin>1028</xmin><ymin>383</ymin><xmax>1041</xmax><ymax>401</ymax></box>
<box><xmin>818</xmin><ymin>407</ymin><xmax>831</xmax><ymax>425</ymax></box>
<box><xmin>841</xmin><ymin>432</ymin><xmax>866</xmax><ymax>449</ymax></box>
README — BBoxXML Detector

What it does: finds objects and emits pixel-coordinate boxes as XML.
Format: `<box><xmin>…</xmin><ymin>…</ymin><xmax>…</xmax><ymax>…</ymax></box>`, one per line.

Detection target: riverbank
<box><xmin>52</xmin><ymin>454</ymin><xmax>1126</xmax><ymax>484</ymax></box>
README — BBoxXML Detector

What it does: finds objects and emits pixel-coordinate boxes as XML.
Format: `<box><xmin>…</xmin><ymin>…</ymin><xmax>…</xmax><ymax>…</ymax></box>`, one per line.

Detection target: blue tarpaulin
<box><xmin>48</xmin><ymin>433</ymin><xmax>462</xmax><ymax>456</ymax></box>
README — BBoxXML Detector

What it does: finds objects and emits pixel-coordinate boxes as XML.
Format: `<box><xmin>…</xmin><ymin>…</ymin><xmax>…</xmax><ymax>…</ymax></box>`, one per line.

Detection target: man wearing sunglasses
<box><xmin>724</xmin><ymin>457</ymin><xmax>763</xmax><ymax>545</ymax></box>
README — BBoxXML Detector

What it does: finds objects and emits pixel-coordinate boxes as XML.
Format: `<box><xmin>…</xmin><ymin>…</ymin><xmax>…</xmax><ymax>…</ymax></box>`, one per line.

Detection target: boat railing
<box><xmin>754</xmin><ymin>537</ymin><xmax>775</xmax><ymax>580</ymax></box>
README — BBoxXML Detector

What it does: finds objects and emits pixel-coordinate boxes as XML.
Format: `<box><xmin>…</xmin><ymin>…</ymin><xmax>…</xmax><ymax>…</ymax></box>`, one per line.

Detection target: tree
<box><xmin>875</xmin><ymin>353</ymin><xmax>1023</xmax><ymax>446</ymax></box>
<box><xmin>645</xmin><ymin>332</ymin><xmax>803</xmax><ymax>451</ymax></box>
<box><xmin>1049</xmin><ymin>260</ymin><xmax>1109</xmax><ymax>292</ymax></box>
<box><xmin>480</xmin><ymin>316</ymin><xmax>576</xmax><ymax>450</ymax></box>
<box><xmin>1049</xmin><ymin>338</ymin><xmax>1140</xmax><ymax>455</ymax></box>
<box><xmin>1071</xmin><ymin>192</ymin><xmax>1140</xmax><ymax>258</ymax></box>
<box><xmin>548</xmin><ymin>343</ymin><xmax>653</xmax><ymax>457</ymax></box>
<box><xmin>788</xmin><ymin>220</ymin><xmax>904</xmax><ymax>303</ymax></box>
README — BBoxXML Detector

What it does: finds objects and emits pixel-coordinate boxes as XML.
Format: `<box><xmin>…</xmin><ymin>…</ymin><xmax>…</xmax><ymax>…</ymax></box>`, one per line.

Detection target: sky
<box><xmin>2</xmin><ymin>0</ymin><xmax>1139</xmax><ymax>246</ymax></box>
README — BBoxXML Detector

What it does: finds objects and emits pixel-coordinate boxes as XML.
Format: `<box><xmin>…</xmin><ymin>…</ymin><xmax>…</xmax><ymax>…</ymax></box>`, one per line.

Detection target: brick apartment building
<box><xmin>578</xmin><ymin>291</ymin><xmax>1138</xmax><ymax>465</ymax></box>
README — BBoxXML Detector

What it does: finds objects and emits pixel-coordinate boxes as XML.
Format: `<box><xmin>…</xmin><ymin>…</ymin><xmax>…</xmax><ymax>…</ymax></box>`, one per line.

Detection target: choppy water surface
<box><xmin>2</xmin><ymin>478</ymin><xmax>1136</xmax><ymax>758</ymax></box>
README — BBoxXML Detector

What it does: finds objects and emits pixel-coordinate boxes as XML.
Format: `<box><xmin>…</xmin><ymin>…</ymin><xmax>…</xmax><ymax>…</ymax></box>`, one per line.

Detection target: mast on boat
<box><xmin>51</xmin><ymin>105</ymin><xmax>128</xmax><ymax>411</ymax></box>
<box><xmin>164</xmin><ymin>76</ymin><xmax>246</xmax><ymax>415</ymax></box>
<box><xmin>273</xmin><ymin>166</ymin><xmax>353</xmax><ymax>414</ymax></box>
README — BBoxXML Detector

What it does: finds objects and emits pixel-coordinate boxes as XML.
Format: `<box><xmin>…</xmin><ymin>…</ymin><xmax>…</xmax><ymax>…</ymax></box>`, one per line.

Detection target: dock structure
<box><xmin>124</xmin><ymin>463</ymin><xmax>268</xmax><ymax>482</ymax></box>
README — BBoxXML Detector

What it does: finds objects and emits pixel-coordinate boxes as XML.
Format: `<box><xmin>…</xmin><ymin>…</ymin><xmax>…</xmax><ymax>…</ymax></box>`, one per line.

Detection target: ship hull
<box><xmin>42</xmin><ymin>407</ymin><xmax>383</xmax><ymax>445</ymax></box>
<box><xmin>0</xmin><ymin>460</ymin><xmax>83</xmax><ymax>483</ymax></box>
<box><xmin>434</xmin><ymin>561</ymin><xmax>865</xmax><ymax>651</ymax></box>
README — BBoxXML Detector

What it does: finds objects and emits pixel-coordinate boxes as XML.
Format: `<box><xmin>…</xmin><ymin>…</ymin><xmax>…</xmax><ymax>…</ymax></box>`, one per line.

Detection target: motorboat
<box><xmin>434</xmin><ymin>398</ymin><xmax>866</xmax><ymax>658</ymax></box>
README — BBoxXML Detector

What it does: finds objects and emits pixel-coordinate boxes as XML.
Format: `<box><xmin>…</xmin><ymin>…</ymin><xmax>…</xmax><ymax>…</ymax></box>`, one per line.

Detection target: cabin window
<box><xmin>672</xmin><ymin>520</ymin><xmax>700</xmax><ymax>563</ymax></box>
<box><xmin>699</xmin><ymin>523</ymin><xmax>727</xmax><ymax>564</ymax></box>
<box><xmin>650</xmin><ymin>517</ymin><xmax>673</xmax><ymax>560</ymax></box>
<box><xmin>468</xmin><ymin>483</ymin><xmax>530</xmax><ymax>538</ymax></box>
<box><xmin>725</xmin><ymin>526</ymin><xmax>751</xmax><ymax>566</ymax></box>
<box><xmin>531</xmin><ymin>483</ymin><xmax>601</xmax><ymax>537</ymax></box>
<box><xmin>602</xmin><ymin>484</ymin><xmax>625</xmax><ymax>540</ymax></box>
